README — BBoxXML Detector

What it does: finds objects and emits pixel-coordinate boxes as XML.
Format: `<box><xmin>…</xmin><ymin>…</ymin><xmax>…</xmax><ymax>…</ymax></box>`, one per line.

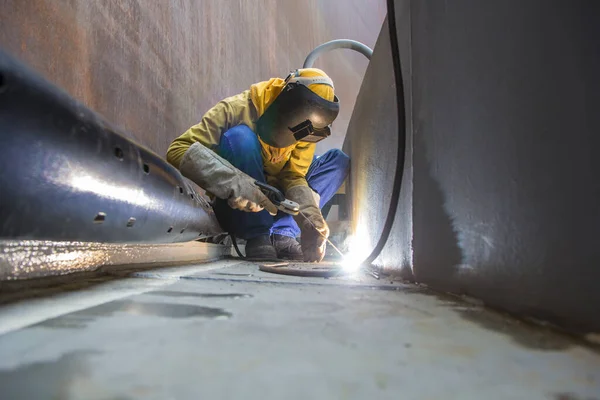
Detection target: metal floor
<box><xmin>0</xmin><ymin>260</ymin><xmax>598</xmax><ymax>400</ymax></box>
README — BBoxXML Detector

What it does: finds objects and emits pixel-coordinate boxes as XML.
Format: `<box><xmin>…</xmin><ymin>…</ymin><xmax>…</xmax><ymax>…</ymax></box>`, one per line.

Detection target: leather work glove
<box><xmin>287</xmin><ymin>185</ymin><xmax>330</xmax><ymax>262</ymax></box>
<box><xmin>179</xmin><ymin>143</ymin><xmax>277</xmax><ymax>215</ymax></box>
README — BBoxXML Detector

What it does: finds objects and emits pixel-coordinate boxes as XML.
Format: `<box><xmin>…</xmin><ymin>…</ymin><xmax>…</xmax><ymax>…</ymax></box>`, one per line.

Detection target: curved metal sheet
<box><xmin>0</xmin><ymin>51</ymin><xmax>222</xmax><ymax>243</ymax></box>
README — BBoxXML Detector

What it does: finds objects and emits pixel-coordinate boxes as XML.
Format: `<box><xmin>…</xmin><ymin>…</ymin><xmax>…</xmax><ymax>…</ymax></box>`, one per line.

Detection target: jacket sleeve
<box><xmin>278</xmin><ymin>141</ymin><xmax>316</xmax><ymax>193</ymax></box>
<box><xmin>166</xmin><ymin>93</ymin><xmax>248</xmax><ymax>169</ymax></box>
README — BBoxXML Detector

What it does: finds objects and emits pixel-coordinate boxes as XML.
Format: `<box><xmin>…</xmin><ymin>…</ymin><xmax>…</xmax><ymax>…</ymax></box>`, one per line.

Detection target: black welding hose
<box><xmin>360</xmin><ymin>0</ymin><xmax>407</xmax><ymax>271</ymax></box>
<box><xmin>231</xmin><ymin>234</ymin><xmax>246</xmax><ymax>258</ymax></box>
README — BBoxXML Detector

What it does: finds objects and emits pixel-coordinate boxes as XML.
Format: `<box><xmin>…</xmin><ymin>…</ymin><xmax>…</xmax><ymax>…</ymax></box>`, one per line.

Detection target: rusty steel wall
<box><xmin>0</xmin><ymin>0</ymin><xmax>385</xmax><ymax>155</ymax></box>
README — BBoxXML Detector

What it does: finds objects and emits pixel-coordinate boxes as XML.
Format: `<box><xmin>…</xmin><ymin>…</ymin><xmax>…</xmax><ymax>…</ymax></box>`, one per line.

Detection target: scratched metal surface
<box><xmin>0</xmin><ymin>0</ymin><xmax>385</xmax><ymax>155</ymax></box>
<box><xmin>343</xmin><ymin>0</ymin><xmax>600</xmax><ymax>334</ymax></box>
<box><xmin>407</xmin><ymin>0</ymin><xmax>600</xmax><ymax>334</ymax></box>
<box><xmin>0</xmin><ymin>260</ymin><xmax>598</xmax><ymax>399</ymax></box>
<box><xmin>0</xmin><ymin>240</ymin><xmax>228</xmax><ymax>281</ymax></box>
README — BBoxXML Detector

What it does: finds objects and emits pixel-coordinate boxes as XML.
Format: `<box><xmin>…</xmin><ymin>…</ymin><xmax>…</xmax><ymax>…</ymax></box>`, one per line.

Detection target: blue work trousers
<box><xmin>213</xmin><ymin>125</ymin><xmax>349</xmax><ymax>239</ymax></box>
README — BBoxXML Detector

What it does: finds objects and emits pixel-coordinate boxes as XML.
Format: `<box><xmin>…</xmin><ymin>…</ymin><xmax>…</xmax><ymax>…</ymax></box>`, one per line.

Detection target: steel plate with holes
<box><xmin>259</xmin><ymin>262</ymin><xmax>346</xmax><ymax>278</ymax></box>
<box><xmin>0</xmin><ymin>50</ymin><xmax>222</xmax><ymax>243</ymax></box>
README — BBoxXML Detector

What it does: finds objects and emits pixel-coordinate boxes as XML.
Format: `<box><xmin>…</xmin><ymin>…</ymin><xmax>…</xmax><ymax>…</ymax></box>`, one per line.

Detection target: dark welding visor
<box><xmin>255</xmin><ymin>82</ymin><xmax>340</xmax><ymax>148</ymax></box>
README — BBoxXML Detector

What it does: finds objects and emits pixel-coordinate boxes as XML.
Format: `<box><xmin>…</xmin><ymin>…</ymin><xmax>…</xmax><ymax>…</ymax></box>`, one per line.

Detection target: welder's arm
<box><xmin>167</xmin><ymin>92</ymin><xmax>274</xmax><ymax>213</ymax></box>
<box><xmin>180</xmin><ymin>143</ymin><xmax>277</xmax><ymax>215</ymax></box>
<box><xmin>167</xmin><ymin>91</ymin><xmax>253</xmax><ymax>169</ymax></box>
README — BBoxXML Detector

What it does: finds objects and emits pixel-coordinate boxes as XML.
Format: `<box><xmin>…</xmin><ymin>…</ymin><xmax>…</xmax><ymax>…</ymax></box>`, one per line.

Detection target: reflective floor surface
<box><xmin>0</xmin><ymin>260</ymin><xmax>598</xmax><ymax>400</ymax></box>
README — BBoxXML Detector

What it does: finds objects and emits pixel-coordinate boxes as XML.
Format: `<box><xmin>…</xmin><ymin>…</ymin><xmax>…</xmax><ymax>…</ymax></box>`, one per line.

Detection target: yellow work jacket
<box><xmin>166</xmin><ymin>89</ymin><xmax>314</xmax><ymax>192</ymax></box>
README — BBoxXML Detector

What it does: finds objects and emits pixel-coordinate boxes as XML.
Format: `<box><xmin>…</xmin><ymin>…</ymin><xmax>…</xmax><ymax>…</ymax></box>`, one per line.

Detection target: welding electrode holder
<box><xmin>254</xmin><ymin>181</ymin><xmax>300</xmax><ymax>215</ymax></box>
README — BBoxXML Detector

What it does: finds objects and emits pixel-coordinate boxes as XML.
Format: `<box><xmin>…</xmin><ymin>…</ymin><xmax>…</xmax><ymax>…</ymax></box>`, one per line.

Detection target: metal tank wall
<box><xmin>0</xmin><ymin>0</ymin><xmax>385</xmax><ymax>155</ymax></box>
<box><xmin>345</xmin><ymin>0</ymin><xmax>600</xmax><ymax>333</ymax></box>
<box><xmin>343</xmin><ymin>14</ymin><xmax>414</xmax><ymax>279</ymax></box>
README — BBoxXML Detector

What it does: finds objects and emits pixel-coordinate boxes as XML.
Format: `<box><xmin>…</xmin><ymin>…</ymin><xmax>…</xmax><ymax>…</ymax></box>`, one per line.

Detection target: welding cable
<box><xmin>360</xmin><ymin>0</ymin><xmax>407</xmax><ymax>273</ymax></box>
<box><xmin>230</xmin><ymin>234</ymin><xmax>246</xmax><ymax>259</ymax></box>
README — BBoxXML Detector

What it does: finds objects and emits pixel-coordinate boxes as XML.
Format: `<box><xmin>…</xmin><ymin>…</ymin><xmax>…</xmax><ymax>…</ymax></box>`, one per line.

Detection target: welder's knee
<box><xmin>324</xmin><ymin>148</ymin><xmax>350</xmax><ymax>174</ymax></box>
<box><xmin>220</xmin><ymin>125</ymin><xmax>261</xmax><ymax>156</ymax></box>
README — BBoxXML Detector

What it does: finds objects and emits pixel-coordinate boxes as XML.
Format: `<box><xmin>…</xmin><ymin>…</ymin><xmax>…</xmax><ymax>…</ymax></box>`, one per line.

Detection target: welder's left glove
<box><xmin>179</xmin><ymin>143</ymin><xmax>277</xmax><ymax>215</ymax></box>
<box><xmin>286</xmin><ymin>186</ymin><xmax>330</xmax><ymax>263</ymax></box>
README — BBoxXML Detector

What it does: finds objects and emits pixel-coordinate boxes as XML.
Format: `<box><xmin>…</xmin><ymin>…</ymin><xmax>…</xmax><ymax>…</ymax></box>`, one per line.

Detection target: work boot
<box><xmin>272</xmin><ymin>234</ymin><xmax>304</xmax><ymax>261</ymax></box>
<box><xmin>245</xmin><ymin>235</ymin><xmax>278</xmax><ymax>261</ymax></box>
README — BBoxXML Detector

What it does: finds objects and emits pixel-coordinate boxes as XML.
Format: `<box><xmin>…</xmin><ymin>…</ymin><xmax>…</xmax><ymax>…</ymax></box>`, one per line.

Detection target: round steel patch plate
<box><xmin>259</xmin><ymin>261</ymin><xmax>346</xmax><ymax>277</ymax></box>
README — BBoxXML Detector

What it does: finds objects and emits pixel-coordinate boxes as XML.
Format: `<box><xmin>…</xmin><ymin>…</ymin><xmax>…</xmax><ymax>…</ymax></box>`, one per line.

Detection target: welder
<box><xmin>166</xmin><ymin>68</ymin><xmax>349</xmax><ymax>262</ymax></box>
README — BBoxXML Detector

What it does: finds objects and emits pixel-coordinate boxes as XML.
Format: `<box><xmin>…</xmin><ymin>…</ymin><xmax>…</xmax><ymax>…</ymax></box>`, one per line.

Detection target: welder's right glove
<box><xmin>287</xmin><ymin>185</ymin><xmax>330</xmax><ymax>262</ymax></box>
<box><xmin>179</xmin><ymin>143</ymin><xmax>277</xmax><ymax>215</ymax></box>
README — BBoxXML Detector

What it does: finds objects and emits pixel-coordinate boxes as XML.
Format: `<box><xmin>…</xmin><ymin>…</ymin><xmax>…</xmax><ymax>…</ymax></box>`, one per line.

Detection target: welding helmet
<box><xmin>255</xmin><ymin>70</ymin><xmax>340</xmax><ymax>148</ymax></box>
